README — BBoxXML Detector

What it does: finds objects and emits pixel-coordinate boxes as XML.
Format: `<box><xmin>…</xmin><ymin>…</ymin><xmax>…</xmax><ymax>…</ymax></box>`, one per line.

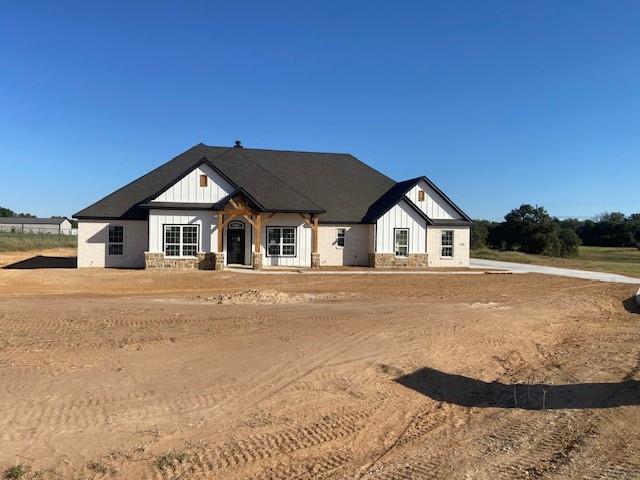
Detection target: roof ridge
<box><xmin>230</xmin><ymin>148</ymin><xmax>325</xmax><ymax>212</ymax></box>
<box><xmin>202</xmin><ymin>143</ymin><xmax>353</xmax><ymax>156</ymax></box>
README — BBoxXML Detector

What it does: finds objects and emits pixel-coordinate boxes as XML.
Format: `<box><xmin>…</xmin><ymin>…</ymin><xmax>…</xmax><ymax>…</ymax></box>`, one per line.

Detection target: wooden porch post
<box><xmin>216</xmin><ymin>211</ymin><xmax>225</xmax><ymax>270</ymax></box>
<box><xmin>312</xmin><ymin>215</ymin><xmax>319</xmax><ymax>253</ymax></box>
<box><xmin>217</xmin><ymin>212</ymin><xmax>224</xmax><ymax>253</ymax></box>
<box><xmin>311</xmin><ymin>215</ymin><xmax>320</xmax><ymax>269</ymax></box>
<box><xmin>253</xmin><ymin>213</ymin><xmax>262</xmax><ymax>269</ymax></box>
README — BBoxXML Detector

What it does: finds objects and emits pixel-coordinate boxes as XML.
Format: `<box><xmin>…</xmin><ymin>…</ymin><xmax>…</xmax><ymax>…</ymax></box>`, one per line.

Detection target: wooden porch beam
<box><xmin>221</xmin><ymin>213</ymin><xmax>243</xmax><ymax>228</ymax></box>
<box><xmin>241</xmin><ymin>214</ymin><xmax>256</xmax><ymax>228</ymax></box>
<box><xmin>223</xmin><ymin>208</ymin><xmax>254</xmax><ymax>217</ymax></box>
<box><xmin>299</xmin><ymin>213</ymin><xmax>312</xmax><ymax>225</ymax></box>
<box><xmin>262</xmin><ymin>212</ymin><xmax>276</xmax><ymax>226</ymax></box>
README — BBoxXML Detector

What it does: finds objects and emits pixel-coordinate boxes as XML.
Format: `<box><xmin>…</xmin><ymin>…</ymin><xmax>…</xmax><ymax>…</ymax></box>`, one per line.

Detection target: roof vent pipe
<box><xmin>234</xmin><ymin>140</ymin><xmax>243</xmax><ymax>148</ymax></box>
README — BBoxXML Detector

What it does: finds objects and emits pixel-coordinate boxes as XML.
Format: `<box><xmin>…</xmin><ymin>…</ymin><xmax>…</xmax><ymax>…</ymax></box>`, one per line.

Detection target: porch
<box><xmin>143</xmin><ymin>194</ymin><xmax>321</xmax><ymax>270</ymax></box>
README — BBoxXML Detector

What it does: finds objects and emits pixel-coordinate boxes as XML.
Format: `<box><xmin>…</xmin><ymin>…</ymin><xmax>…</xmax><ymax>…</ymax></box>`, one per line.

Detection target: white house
<box><xmin>74</xmin><ymin>142</ymin><xmax>471</xmax><ymax>269</ymax></box>
<box><xmin>0</xmin><ymin>217</ymin><xmax>74</xmax><ymax>235</ymax></box>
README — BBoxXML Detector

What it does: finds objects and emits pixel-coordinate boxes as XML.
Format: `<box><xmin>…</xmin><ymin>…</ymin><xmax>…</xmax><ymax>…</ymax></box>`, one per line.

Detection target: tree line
<box><xmin>0</xmin><ymin>206</ymin><xmax>35</xmax><ymax>218</ymax></box>
<box><xmin>472</xmin><ymin>204</ymin><xmax>640</xmax><ymax>258</ymax></box>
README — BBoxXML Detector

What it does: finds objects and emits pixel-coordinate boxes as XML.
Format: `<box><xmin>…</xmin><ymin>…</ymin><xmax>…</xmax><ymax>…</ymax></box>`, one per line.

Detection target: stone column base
<box><xmin>252</xmin><ymin>252</ymin><xmax>263</xmax><ymax>270</ymax></box>
<box><xmin>311</xmin><ymin>252</ymin><xmax>321</xmax><ymax>269</ymax></box>
<box><xmin>369</xmin><ymin>253</ymin><xmax>428</xmax><ymax>268</ymax></box>
<box><xmin>145</xmin><ymin>251</ymin><xmax>209</xmax><ymax>270</ymax></box>
<box><xmin>215</xmin><ymin>252</ymin><xmax>225</xmax><ymax>271</ymax></box>
<box><xmin>197</xmin><ymin>252</ymin><xmax>216</xmax><ymax>270</ymax></box>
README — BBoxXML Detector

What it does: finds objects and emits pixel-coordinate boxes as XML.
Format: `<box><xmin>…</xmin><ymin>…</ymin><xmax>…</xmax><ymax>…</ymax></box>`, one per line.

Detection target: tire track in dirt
<box><xmin>360</xmin><ymin>453</ymin><xmax>443</xmax><ymax>480</ymax></box>
<box><xmin>155</xmin><ymin>409</ymin><xmax>371</xmax><ymax>478</ymax></box>
<box><xmin>483</xmin><ymin>411</ymin><xmax>595</xmax><ymax>479</ymax></box>
<box><xmin>202</xmin><ymin>329</ymin><xmax>385</xmax><ymax>426</ymax></box>
<box><xmin>246</xmin><ymin>449</ymin><xmax>352</xmax><ymax>480</ymax></box>
<box><xmin>0</xmin><ymin>328</ymin><xmax>383</xmax><ymax>446</ymax></box>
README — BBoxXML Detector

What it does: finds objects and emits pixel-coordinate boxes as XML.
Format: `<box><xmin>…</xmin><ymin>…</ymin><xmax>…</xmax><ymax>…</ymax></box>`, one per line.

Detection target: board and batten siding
<box><xmin>77</xmin><ymin>220</ymin><xmax>148</xmax><ymax>268</ymax></box>
<box><xmin>148</xmin><ymin>210</ymin><xmax>216</xmax><ymax>254</ymax></box>
<box><xmin>258</xmin><ymin>213</ymin><xmax>312</xmax><ymax>268</ymax></box>
<box><xmin>318</xmin><ymin>224</ymin><xmax>371</xmax><ymax>266</ymax></box>
<box><xmin>406</xmin><ymin>180</ymin><xmax>461</xmax><ymax>220</ymax></box>
<box><xmin>375</xmin><ymin>201</ymin><xmax>427</xmax><ymax>254</ymax></box>
<box><xmin>427</xmin><ymin>226</ymin><xmax>470</xmax><ymax>267</ymax></box>
<box><xmin>153</xmin><ymin>164</ymin><xmax>234</xmax><ymax>203</ymax></box>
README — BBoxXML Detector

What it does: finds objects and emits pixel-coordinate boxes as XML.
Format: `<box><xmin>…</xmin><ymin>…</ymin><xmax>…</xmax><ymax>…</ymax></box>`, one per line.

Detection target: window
<box><xmin>418</xmin><ymin>190</ymin><xmax>425</xmax><ymax>202</ymax></box>
<box><xmin>108</xmin><ymin>226</ymin><xmax>124</xmax><ymax>256</ymax></box>
<box><xmin>267</xmin><ymin>227</ymin><xmax>296</xmax><ymax>256</ymax></box>
<box><xmin>199</xmin><ymin>174</ymin><xmax>208</xmax><ymax>187</ymax></box>
<box><xmin>441</xmin><ymin>230</ymin><xmax>454</xmax><ymax>257</ymax></box>
<box><xmin>164</xmin><ymin>225</ymin><xmax>199</xmax><ymax>257</ymax></box>
<box><xmin>394</xmin><ymin>229</ymin><xmax>409</xmax><ymax>256</ymax></box>
<box><xmin>336</xmin><ymin>227</ymin><xmax>346</xmax><ymax>247</ymax></box>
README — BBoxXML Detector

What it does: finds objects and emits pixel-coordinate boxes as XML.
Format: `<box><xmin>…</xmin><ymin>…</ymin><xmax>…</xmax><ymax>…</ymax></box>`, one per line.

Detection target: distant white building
<box><xmin>74</xmin><ymin>143</ymin><xmax>471</xmax><ymax>269</ymax></box>
<box><xmin>0</xmin><ymin>217</ymin><xmax>74</xmax><ymax>235</ymax></box>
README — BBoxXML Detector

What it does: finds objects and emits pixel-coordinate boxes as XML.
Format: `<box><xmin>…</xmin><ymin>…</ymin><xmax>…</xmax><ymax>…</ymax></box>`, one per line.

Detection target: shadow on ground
<box><xmin>396</xmin><ymin>367</ymin><xmax>640</xmax><ymax>410</ymax></box>
<box><xmin>623</xmin><ymin>295</ymin><xmax>640</xmax><ymax>314</ymax></box>
<box><xmin>3</xmin><ymin>255</ymin><xmax>77</xmax><ymax>269</ymax></box>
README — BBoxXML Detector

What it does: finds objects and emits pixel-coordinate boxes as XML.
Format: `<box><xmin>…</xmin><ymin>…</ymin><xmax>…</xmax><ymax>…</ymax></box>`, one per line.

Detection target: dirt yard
<box><xmin>1</xmin><ymin>251</ymin><xmax>639</xmax><ymax>479</ymax></box>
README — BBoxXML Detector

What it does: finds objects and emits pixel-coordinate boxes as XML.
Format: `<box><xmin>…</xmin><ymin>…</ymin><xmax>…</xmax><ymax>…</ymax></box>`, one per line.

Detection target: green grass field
<box><xmin>0</xmin><ymin>233</ymin><xmax>77</xmax><ymax>252</ymax></box>
<box><xmin>472</xmin><ymin>246</ymin><xmax>640</xmax><ymax>278</ymax></box>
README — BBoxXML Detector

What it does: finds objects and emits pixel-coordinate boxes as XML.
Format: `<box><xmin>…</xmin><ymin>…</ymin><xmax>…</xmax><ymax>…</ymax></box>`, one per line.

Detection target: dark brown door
<box><xmin>227</xmin><ymin>229</ymin><xmax>245</xmax><ymax>264</ymax></box>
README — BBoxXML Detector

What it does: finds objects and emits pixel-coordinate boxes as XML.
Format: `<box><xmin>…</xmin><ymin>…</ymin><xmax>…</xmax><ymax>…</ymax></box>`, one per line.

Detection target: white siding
<box><xmin>77</xmin><ymin>220</ymin><xmax>148</xmax><ymax>268</ymax></box>
<box><xmin>153</xmin><ymin>164</ymin><xmax>234</xmax><ymax>203</ymax></box>
<box><xmin>406</xmin><ymin>180</ymin><xmax>461</xmax><ymax>220</ymax></box>
<box><xmin>60</xmin><ymin>219</ymin><xmax>72</xmax><ymax>232</ymax></box>
<box><xmin>148</xmin><ymin>210</ymin><xmax>216</xmax><ymax>254</ymax></box>
<box><xmin>427</xmin><ymin>226</ymin><xmax>470</xmax><ymax>267</ymax></box>
<box><xmin>375</xmin><ymin>201</ymin><xmax>427</xmax><ymax>254</ymax></box>
<box><xmin>318</xmin><ymin>224</ymin><xmax>371</xmax><ymax>266</ymax></box>
<box><xmin>258</xmin><ymin>214</ymin><xmax>312</xmax><ymax>268</ymax></box>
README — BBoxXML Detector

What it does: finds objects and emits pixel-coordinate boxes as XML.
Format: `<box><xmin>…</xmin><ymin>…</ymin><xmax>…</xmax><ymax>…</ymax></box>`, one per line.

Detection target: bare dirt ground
<box><xmin>1</xmin><ymin>252</ymin><xmax>639</xmax><ymax>479</ymax></box>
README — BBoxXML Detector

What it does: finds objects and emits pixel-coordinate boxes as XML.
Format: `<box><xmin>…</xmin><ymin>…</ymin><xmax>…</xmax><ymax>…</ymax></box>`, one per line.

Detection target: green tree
<box><xmin>558</xmin><ymin>228</ymin><xmax>581</xmax><ymax>257</ymax></box>
<box><xmin>0</xmin><ymin>207</ymin><xmax>16</xmax><ymax>217</ymax></box>
<box><xmin>470</xmin><ymin>220</ymin><xmax>490</xmax><ymax>249</ymax></box>
<box><xmin>502</xmin><ymin>204</ymin><xmax>556</xmax><ymax>254</ymax></box>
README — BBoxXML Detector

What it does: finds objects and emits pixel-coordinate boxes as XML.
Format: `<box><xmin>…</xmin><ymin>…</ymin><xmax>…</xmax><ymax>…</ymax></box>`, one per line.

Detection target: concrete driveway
<box><xmin>470</xmin><ymin>258</ymin><xmax>640</xmax><ymax>285</ymax></box>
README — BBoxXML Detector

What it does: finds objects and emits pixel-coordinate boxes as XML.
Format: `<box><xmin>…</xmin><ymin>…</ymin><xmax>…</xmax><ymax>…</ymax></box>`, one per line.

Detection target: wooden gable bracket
<box><xmin>242</xmin><ymin>211</ymin><xmax>275</xmax><ymax>229</ymax></box>
<box><xmin>299</xmin><ymin>213</ymin><xmax>319</xmax><ymax>253</ymax></box>
<box><xmin>299</xmin><ymin>213</ymin><xmax>319</xmax><ymax>229</ymax></box>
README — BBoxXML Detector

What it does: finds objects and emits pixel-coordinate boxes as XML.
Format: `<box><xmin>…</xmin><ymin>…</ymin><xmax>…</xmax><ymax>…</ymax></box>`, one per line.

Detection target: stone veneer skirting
<box><xmin>144</xmin><ymin>252</ymin><xmax>217</xmax><ymax>270</ymax></box>
<box><xmin>369</xmin><ymin>253</ymin><xmax>429</xmax><ymax>269</ymax></box>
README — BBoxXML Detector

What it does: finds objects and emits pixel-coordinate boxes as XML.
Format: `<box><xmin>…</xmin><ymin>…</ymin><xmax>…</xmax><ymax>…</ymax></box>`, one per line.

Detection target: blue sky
<box><xmin>1</xmin><ymin>1</ymin><xmax>638</xmax><ymax>221</ymax></box>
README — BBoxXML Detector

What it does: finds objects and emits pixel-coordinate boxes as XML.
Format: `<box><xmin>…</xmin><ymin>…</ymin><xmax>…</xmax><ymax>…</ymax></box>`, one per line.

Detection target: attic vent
<box><xmin>200</xmin><ymin>175</ymin><xmax>208</xmax><ymax>187</ymax></box>
<box><xmin>418</xmin><ymin>190</ymin><xmax>425</xmax><ymax>202</ymax></box>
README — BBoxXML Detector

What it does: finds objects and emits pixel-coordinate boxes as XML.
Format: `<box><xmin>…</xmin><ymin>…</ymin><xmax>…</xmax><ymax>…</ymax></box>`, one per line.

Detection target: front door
<box><xmin>227</xmin><ymin>225</ymin><xmax>245</xmax><ymax>264</ymax></box>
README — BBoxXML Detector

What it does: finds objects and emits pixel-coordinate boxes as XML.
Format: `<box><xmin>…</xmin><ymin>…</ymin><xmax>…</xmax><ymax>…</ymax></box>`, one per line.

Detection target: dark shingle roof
<box><xmin>74</xmin><ymin>144</ymin><xmax>468</xmax><ymax>224</ymax></box>
<box><xmin>0</xmin><ymin>217</ymin><xmax>69</xmax><ymax>225</ymax></box>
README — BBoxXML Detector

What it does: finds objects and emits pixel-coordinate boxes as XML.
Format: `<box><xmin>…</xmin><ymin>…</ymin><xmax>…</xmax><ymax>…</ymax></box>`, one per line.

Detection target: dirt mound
<box><xmin>197</xmin><ymin>289</ymin><xmax>346</xmax><ymax>304</ymax></box>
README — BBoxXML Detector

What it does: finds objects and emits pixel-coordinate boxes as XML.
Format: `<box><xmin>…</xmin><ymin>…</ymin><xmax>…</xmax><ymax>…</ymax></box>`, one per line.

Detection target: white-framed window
<box><xmin>441</xmin><ymin>230</ymin><xmax>454</xmax><ymax>257</ymax></box>
<box><xmin>108</xmin><ymin>225</ymin><xmax>124</xmax><ymax>256</ymax></box>
<box><xmin>336</xmin><ymin>227</ymin><xmax>346</xmax><ymax>248</ymax></box>
<box><xmin>164</xmin><ymin>225</ymin><xmax>199</xmax><ymax>257</ymax></box>
<box><xmin>267</xmin><ymin>227</ymin><xmax>296</xmax><ymax>257</ymax></box>
<box><xmin>394</xmin><ymin>228</ymin><xmax>409</xmax><ymax>257</ymax></box>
